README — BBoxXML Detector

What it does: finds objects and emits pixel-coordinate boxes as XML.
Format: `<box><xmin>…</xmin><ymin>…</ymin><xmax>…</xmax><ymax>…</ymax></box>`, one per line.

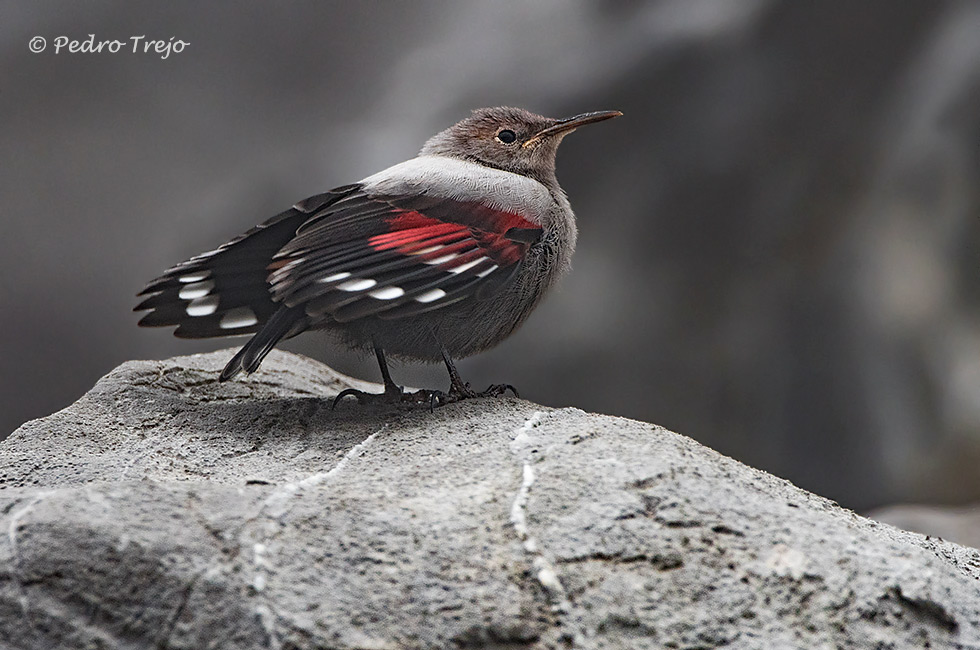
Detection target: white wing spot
<box><xmin>220</xmin><ymin>307</ymin><xmax>258</xmax><ymax>329</ymax></box>
<box><xmin>337</xmin><ymin>278</ymin><xmax>377</xmax><ymax>292</ymax></box>
<box><xmin>178</xmin><ymin>271</ymin><xmax>211</xmax><ymax>283</ymax></box>
<box><xmin>449</xmin><ymin>256</ymin><xmax>487</xmax><ymax>274</ymax></box>
<box><xmin>178</xmin><ymin>280</ymin><xmax>215</xmax><ymax>300</ymax></box>
<box><xmin>368</xmin><ymin>286</ymin><xmax>405</xmax><ymax>300</ymax></box>
<box><xmin>192</xmin><ymin>249</ymin><xmax>220</xmax><ymax>261</ymax></box>
<box><xmin>415</xmin><ymin>288</ymin><xmax>446</xmax><ymax>303</ymax></box>
<box><xmin>319</xmin><ymin>272</ymin><xmax>352</xmax><ymax>284</ymax></box>
<box><xmin>409</xmin><ymin>245</ymin><xmax>442</xmax><ymax>256</ymax></box>
<box><xmin>476</xmin><ymin>264</ymin><xmax>499</xmax><ymax>278</ymax></box>
<box><xmin>186</xmin><ymin>295</ymin><xmax>220</xmax><ymax>317</ymax></box>
<box><xmin>425</xmin><ymin>253</ymin><xmax>459</xmax><ymax>266</ymax></box>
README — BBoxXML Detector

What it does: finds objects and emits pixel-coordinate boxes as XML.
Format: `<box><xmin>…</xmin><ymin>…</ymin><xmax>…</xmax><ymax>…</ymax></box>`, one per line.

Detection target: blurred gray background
<box><xmin>3</xmin><ymin>1</ymin><xmax>979</xmax><ymax>512</ymax></box>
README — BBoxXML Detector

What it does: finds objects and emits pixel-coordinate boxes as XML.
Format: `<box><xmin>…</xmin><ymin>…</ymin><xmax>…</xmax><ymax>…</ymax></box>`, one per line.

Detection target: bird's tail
<box><xmin>134</xmin><ymin>207</ymin><xmax>312</xmax><ymax>339</ymax></box>
<box><xmin>219</xmin><ymin>306</ymin><xmax>306</xmax><ymax>381</ymax></box>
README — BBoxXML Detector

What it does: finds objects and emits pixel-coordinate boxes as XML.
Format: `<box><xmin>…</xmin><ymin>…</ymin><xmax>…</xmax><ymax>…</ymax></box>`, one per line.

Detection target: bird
<box><xmin>135</xmin><ymin>106</ymin><xmax>621</xmax><ymax>405</ymax></box>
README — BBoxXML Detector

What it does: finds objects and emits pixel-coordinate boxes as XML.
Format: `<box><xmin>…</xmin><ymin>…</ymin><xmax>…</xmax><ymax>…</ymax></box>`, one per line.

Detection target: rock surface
<box><xmin>868</xmin><ymin>504</ymin><xmax>980</xmax><ymax>554</ymax></box>
<box><xmin>0</xmin><ymin>350</ymin><xmax>978</xmax><ymax>649</ymax></box>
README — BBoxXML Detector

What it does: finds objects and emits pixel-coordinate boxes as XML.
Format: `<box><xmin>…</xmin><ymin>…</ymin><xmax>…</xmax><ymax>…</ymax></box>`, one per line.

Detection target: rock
<box><xmin>0</xmin><ymin>349</ymin><xmax>978</xmax><ymax>649</ymax></box>
<box><xmin>868</xmin><ymin>504</ymin><xmax>980</xmax><ymax>552</ymax></box>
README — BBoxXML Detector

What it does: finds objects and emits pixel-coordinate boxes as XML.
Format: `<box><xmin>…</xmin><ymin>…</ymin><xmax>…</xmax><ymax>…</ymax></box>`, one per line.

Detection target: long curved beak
<box><xmin>523</xmin><ymin>110</ymin><xmax>622</xmax><ymax>147</ymax></box>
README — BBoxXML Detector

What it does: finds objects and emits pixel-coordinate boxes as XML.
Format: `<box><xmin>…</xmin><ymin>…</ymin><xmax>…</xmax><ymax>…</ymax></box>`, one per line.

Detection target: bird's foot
<box><xmin>344</xmin><ymin>387</ymin><xmax>454</xmax><ymax>412</ymax></box>
<box><xmin>479</xmin><ymin>383</ymin><xmax>519</xmax><ymax>398</ymax></box>
<box><xmin>332</xmin><ymin>382</ymin><xmax>518</xmax><ymax>411</ymax></box>
<box><xmin>428</xmin><ymin>381</ymin><xmax>519</xmax><ymax>409</ymax></box>
<box><xmin>448</xmin><ymin>381</ymin><xmax>519</xmax><ymax>400</ymax></box>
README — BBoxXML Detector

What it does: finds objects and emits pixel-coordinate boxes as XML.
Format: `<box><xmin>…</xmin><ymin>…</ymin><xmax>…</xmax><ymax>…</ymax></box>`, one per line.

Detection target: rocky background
<box><xmin>2</xmin><ymin>350</ymin><xmax>978</xmax><ymax>649</ymax></box>
<box><xmin>3</xmin><ymin>1</ymin><xmax>980</xmax><ymax>512</ymax></box>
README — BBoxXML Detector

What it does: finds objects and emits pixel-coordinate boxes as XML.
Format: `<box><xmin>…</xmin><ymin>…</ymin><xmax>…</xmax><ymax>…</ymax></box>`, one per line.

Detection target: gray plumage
<box><xmin>136</xmin><ymin>106</ymin><xmax>621</xmax><ymax>399</ymax></box>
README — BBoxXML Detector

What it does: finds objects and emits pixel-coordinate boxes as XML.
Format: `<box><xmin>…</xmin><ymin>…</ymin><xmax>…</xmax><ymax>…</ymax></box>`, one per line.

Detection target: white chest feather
<box><xmin>359</xmin><ymin>155</ymin><xmax>555</xmax><ymax>225</ymax></box>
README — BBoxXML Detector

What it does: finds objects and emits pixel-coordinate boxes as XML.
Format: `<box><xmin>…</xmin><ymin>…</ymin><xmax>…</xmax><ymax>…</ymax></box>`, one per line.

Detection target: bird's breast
<box><xmin>359</xmin><ymin>155</ymin><xmax>556</xmax><ymax>227</ymax></box>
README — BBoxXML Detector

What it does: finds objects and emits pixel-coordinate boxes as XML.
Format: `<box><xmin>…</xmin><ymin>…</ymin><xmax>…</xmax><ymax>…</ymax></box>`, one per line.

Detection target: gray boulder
<box><xmin>0</xmin><ymin>350</ymin><xmax>978</xmax><ymax>649</ymax></box>
<box><xmin>868</xmin><ymin>504</ymin><xmax>980</xmax><ymax>555</ymax></box>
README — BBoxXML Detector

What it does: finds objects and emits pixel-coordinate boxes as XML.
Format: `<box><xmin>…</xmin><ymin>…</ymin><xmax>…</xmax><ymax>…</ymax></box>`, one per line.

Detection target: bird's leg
<box><xmin>375</xmin><ymin>345</ymin><xmax>403</xmax><ymax>397</ymax></box>
<box><xmin>439</xmin><ymin>347</ymin><xmax>519</xmax><ymax>402</ymax></box>
<box><xmin>332</xmin><ymin>343</ymin><xmax>404</xmax><ymax>408</ymax></box>
<box><xmin>334</xmin><ymin>341</ymin><xmax>518</xmax><ymax>410</ymax></box>
<box><xmin>441</xmin><ymin>348</ymin><xmax>477</xmax><ymax>399</ymax></box>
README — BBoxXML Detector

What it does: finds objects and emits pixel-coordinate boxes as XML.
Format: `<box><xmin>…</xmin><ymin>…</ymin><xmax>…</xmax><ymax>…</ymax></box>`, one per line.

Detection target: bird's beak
<box><xmin>523</xmin><ymin>110</ymin><xmax>623</xmax><ymax>148</ymax></box>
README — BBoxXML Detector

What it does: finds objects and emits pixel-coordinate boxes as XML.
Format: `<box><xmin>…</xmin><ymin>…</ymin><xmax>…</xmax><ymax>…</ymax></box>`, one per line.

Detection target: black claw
<box><xmin>331</xmin><ymin>385</ymin><xmax>403</xmax><ymax>410</ymax></box>
<box><xmin>331</xmin><ymin>387</ymin><xmax>365</xmax><ymax>409</ymax></box>
<box><xmin>482</xmin><ymin>384</ymin><xmax>519</xmax><ymax>398</ymax></box>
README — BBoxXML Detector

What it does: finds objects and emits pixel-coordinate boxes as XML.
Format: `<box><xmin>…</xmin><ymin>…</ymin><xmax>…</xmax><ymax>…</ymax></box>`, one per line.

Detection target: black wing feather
<box><xmin>134</xmin><ymin>186</ymin><xmax>359</xmax><ymax>338</ymax></box>
<box><xmin>268</xmin><ymin>193</ymin><xmax>539</xmax><ymax>324</ymax></box>
<box><xmin>135</xmin><ymin>183</ymin><xmax>540</xmax><ymax>376</ymax></box>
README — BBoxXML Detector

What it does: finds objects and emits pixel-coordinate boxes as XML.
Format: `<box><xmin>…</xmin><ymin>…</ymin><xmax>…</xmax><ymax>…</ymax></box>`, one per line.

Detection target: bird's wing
<box><xmin>134</xmin><ymin>185</ymin><xmax>359</xmax><ymax>338</ymax></box>
<box><xmin>270</xmin><ymin>188</ymin><xmax>544</xmax><ymax>323</ymax></box>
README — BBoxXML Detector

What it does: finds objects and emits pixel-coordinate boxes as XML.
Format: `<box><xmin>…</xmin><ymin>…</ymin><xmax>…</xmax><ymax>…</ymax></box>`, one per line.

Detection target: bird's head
<box><xmin>420</xmin><ymin>106</ymin><xmax>621</xmax><ymax>185</ymax></box>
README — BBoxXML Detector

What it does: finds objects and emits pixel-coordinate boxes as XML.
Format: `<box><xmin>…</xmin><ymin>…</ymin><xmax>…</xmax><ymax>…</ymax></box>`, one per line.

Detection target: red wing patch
<box><xmin>369</xmin><ymin>208</ymin><xmax>538</xmax><ymax>267</ymax></box>
<box><xmin>267</xmin><ymin>191</ymin><xmax>544</xmax><ymax>321</ymax></box>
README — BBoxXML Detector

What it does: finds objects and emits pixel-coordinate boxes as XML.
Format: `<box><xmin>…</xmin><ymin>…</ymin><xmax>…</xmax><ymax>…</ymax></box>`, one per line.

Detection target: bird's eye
<box><xmin>496</xmin><ymin>129</ymin><xmax>517</xmax><ymax>144</ymax></box>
